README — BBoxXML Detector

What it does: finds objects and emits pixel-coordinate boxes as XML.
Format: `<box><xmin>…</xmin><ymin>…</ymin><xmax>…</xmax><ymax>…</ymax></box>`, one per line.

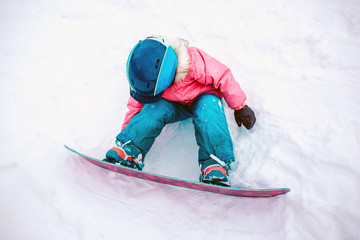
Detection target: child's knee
<box><xmin>194</xmin><ymin>94</ymin><xmax>224</xmax><ymax>114</ymax></box>
<box><xmin>142</xmin><ymin>99</ymin><xmax>176</xmax><ymax>120</ymax></box>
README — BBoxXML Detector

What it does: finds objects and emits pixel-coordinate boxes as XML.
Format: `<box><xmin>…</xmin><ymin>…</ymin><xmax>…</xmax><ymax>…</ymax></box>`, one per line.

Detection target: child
<box><xmin>104</xmin><ymin>36</ymin><xmax>256</xmax><ymax>187</ymax></box>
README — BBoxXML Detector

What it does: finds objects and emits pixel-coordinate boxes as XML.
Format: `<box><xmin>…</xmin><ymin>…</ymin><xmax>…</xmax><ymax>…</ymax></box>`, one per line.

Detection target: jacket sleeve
<box><xmin>191</xmin><ymin>47</ymin><xmax>247</xmax><ymax>110</ymax></box>
<box><xmin>121</xmin><ymin>97</ymin><xmax>144</xmax><ymax>130</ymax></box>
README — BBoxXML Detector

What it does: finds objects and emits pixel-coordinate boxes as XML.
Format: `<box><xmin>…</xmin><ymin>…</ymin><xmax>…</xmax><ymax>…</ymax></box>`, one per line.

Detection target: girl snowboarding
<box><xmin>104</xmin><ymin>36</ymin><xmax>256</xmax><ymax>187</ymax></box>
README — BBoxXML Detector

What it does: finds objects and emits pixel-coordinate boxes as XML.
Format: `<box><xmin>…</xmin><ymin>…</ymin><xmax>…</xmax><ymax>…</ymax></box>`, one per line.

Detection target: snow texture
<box><xmin>1</xmin><ymin>0</ymin><xmax>360</xmax><ymax>239</ymax></box>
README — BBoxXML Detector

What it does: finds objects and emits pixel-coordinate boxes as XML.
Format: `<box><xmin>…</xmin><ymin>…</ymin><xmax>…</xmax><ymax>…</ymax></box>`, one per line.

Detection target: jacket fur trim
<box><xmin>149</xmin><ymin>35</ymin><xmax>190</xmax><ymax>84</ymax></box>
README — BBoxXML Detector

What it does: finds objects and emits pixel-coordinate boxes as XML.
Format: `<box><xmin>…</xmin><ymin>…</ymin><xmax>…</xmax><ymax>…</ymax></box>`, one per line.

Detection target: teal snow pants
<box><xmin>117</xmin><ymin>94</ymin><xmax>235</xmax><ymax>166</ymax></box>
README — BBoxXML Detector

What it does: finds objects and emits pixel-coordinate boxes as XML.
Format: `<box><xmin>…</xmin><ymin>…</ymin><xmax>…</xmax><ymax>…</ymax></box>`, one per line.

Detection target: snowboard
<box><xmin>65</xmin><ymin>145</ymin><xmax>290</xmax><ymax>197</ymax></box>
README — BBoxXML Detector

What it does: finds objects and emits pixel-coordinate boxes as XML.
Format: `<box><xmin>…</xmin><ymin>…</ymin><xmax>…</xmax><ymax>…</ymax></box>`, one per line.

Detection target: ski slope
<box><xmin>1</xmin><ymin>0</ymin><xmax>360</xmax><ymax>239</ymax></box>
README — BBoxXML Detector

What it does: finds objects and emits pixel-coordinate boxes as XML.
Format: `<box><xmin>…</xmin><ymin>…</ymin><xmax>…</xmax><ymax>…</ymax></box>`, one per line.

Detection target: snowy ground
<box><xmin>1</xmin><ymin>0</ymin><xmax>360</xmax><ymax>239</ymax></box>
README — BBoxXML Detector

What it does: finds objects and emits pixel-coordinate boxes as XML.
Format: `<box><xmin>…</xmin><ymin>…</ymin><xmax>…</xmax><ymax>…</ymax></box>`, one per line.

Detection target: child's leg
<box><xmin>117</xmin><ymin>98</ymin><xmax>192</xmax><ymax>157</ymax></box>
<box><xmin>192</xmin><ymin>94</ymin><xmax>235</xmax><ymax>166</ymax></box>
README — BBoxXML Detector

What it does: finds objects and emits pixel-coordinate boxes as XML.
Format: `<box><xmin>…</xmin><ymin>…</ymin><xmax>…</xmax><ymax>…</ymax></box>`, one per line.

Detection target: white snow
<box><xmin>1</xmin><ymin>0</ymin><xmax>360</xmax><ymax>239</ymax></box>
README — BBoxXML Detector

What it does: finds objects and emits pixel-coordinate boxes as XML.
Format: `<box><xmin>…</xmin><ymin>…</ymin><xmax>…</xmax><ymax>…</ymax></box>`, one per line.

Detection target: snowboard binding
<box><xmin>200</xmin><ymin>155</ymin><xmax>231</xmax><ymax>187</ymax></box>
<box><xmin>104</xmin><ymin>140</ymin><xmax>144</xmax><ymax>170</ymax></box>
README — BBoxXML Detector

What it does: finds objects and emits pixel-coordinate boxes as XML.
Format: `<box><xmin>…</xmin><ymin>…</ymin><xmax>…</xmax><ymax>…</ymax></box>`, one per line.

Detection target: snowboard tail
<box><xmin>65</xmin><ymin>145</ymin><xmax>290</xmax><ymax>197</ymax></box>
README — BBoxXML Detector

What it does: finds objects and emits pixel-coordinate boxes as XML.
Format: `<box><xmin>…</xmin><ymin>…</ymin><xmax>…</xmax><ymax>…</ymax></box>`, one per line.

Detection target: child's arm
<box><xmin>121</xmin><ymin>97</ymin><xmax>144</xmax><ymax>130</ymax></box>
<box><xmin>191</xmin><ymin>47</ymin><xmax>256</xmax><ymax>129</ymax></box>
<box><xmin>190</xmin><ymin>47</ymin><xmax>247</xmax><ymax>110</ymax></box>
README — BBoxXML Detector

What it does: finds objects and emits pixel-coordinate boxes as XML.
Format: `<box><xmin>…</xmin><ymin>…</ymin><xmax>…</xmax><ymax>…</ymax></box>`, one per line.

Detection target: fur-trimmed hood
<box><xmin>149</xmin><ymin>35</ymin><xmax>190</xmax><ymax>83</ymax></box>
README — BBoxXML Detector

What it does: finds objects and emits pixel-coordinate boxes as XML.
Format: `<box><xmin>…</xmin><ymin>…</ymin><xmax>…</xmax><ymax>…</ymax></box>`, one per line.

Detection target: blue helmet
<box><xmin>126</xmin><ymin>38</ymin><xmax>178</xmax><ymax>103</ymax></box>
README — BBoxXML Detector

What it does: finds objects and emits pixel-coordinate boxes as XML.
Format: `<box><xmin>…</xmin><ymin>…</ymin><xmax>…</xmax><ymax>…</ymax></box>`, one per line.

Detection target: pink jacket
<box><xmin>121</xmin><ymin>47</ymin><xmax>247</xmax><ymax>130</ymax></box>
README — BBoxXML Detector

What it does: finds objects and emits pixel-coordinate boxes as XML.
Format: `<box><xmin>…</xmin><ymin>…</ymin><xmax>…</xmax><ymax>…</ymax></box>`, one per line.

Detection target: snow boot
<box><xmin>200</xmin><ymin>155</ymin><xmax>231</xmax><ymax>187</ymax></box>
<box><xmin>104</xmin><ymin>140</ymin><xmax>144</xmax><ymax>170</ymax></box>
